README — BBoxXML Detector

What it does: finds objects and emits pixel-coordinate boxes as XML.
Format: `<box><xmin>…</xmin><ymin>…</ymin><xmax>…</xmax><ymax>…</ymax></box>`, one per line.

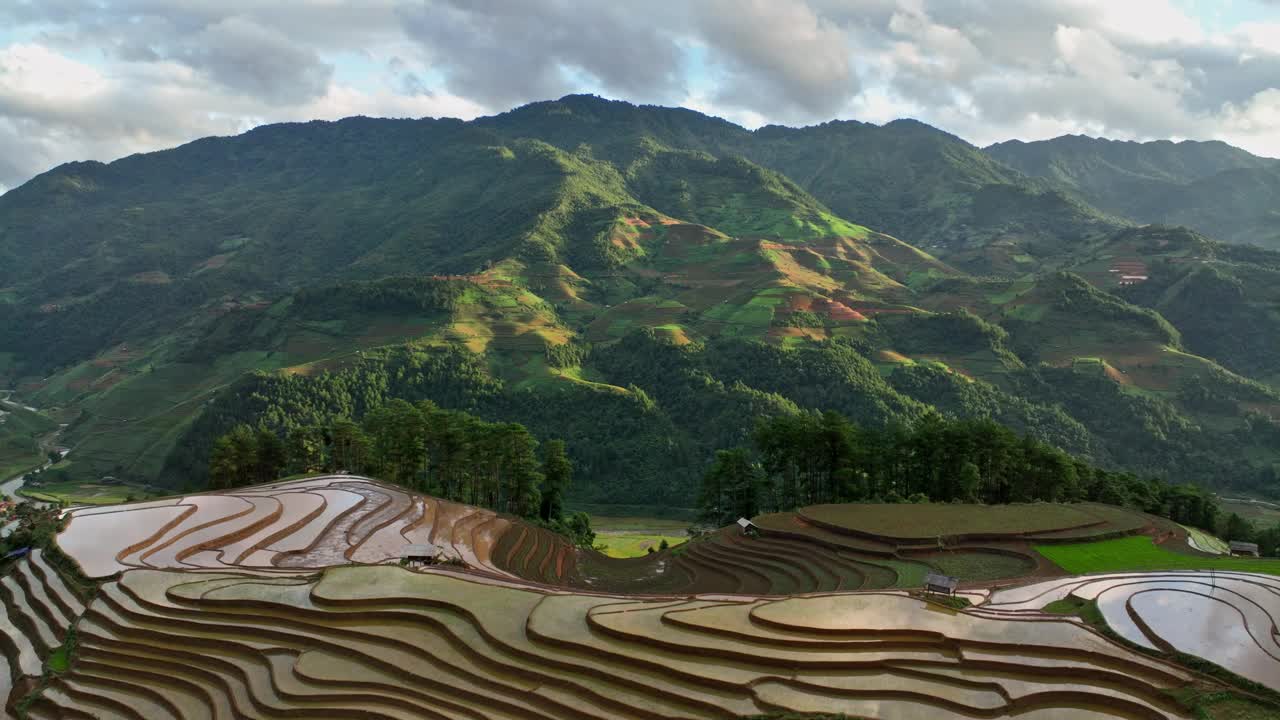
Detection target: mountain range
<box><xmin>2</xmin><ymin>94</ymin><xmax>1278</xmax><ymax>506</ymax></box>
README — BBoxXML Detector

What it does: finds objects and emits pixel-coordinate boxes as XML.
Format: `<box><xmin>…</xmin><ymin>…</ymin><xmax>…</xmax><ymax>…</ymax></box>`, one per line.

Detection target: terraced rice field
<box><xmin>56</xmin><ymin>476</ymin><xmax>519</xmax><ymax>580</ymax></box>
<box><xmin>55</xmin><ymin>479</ymin><xmax>1198</xmax><ymax>596</ymax></box>
<box><xmin>7</xmin><ymin>478</ymin><xmax>1273</xmax><ymax>717</ymax></box>
<box><xmin>25</xmin><ymin>565</ymin><xmax>1219</xmax><ymax>720</ymax></box>
<box><xmin>987</xmin><ymin>571</ymin><xmax>1280</xmax><ymax>690</ymax></box>
<box><xmin>0</xmin><ymin>550</ymin><xmax>84</xmax><ymax>709</ymax></box>
<box><xmin>61</xmin><ymin>478</ymin><xmax>1048</xmax><ymax>595</ymax></box>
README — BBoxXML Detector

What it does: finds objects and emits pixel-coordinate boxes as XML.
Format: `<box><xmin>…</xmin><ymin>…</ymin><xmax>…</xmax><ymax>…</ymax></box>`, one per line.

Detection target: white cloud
<box><xmin>1086</xmin><ymin>0</ymin><xmax>1204</xmax><ymax>45</ymax></box>
<box><xmin>1219</xmin><ymin>88</ymin><xmax>1280</xmax><ymax>157</ymax></box>
<box><xmin>1</xmin><ymin>0</ymin><xmax>1279</xmax><ymax>192</ymax></box>
<box><xmin>679</xmin><ymin>91</ymin><xmax>769</xmax><ymax>129</ymax></box>
<box><xmin>689</xmin><ymin>0</ymin><xmax>857</xmax><ymax>121</ymax></box>
<box><xmin>1229</xmin><ymin>21</ymin><xmax>1280</xmax><ymax>57</ymax></box>
<box><xmin>0</xmin><ymin>39</ymin><xmax>486</xmax><ymax>190</ymax></box>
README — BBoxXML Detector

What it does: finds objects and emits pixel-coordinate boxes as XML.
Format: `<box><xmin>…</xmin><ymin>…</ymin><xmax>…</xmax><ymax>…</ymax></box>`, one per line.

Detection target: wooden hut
<box><xmin>924</xmin><ymin>572</ymin><xmax>959</xmax><ymax>597</ymax></box>
<box><xmin>400</xmin><ymin>543</ymin><xmax>441</xmax><ymax>567</ymax></box>
<box><xmin>1229</xmin><ymin>541</ymin><xmax>1260</xmax><ymax>558</ymax></box>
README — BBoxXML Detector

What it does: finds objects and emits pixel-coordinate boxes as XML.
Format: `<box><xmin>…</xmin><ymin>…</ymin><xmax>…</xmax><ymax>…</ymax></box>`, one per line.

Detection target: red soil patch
<box><xmin>786</xmin><ymin>294</ymin><xmax>815</xmax><ymax>312</ymax></box>
<box><xmin>1240</xmin><ymin>402</ymin><xmax>1280</xmax><ymax>420</ymax></box>
<box><xmin>196</xmin><ymin>254</ymin><xmax>231</xmax><ymax>271</ymax></box>
<box><xmin>760</xmin><ymin>241</ymin><xmax>797</xmax><ymax>251</ymax></box>
<box><xmin>1115</xmin><ymin>365</ymin><xmax>1176</xmax><ymax>392</ymax></box>
<box><xmin>852</xmin><ymin>307</ymin><xmax>914</xmax><ymax>316</ymax></box>
<box><xmin>128</xmin><ymin>271</ymin><xmax>172</xmax><ymax>285</ymax></box>
<box><xmin>1103</xmin><ymin>363</ymin><xmax>1133</xmax><ymax>385</ymax></box>
<box><xmin>1109</xmin><ymin>259</ymin><xmax>1148</xmax><ymax>274</ymax></box>
<box><xmin>818</xmin><ymin>299</ymin><xmax>867</xmax><ymax>322</ymax></box>
<box><xmin>1109</xmin><ymin>258</ymin><xmax>1150</xmax><ymax>285</ymax></box>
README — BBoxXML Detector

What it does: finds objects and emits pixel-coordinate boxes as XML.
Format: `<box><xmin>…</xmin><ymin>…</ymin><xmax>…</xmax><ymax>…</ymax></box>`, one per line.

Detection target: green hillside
<box><xmin>483</xmin><ymin>96</ymin><xmax>1130</xmax><ymax>272</ymax></box>
<box><xmin>0</xmin><ymin>399</ymin><xmax>56</xmax><ymax>481</ymax></box>
<box><xmin>1088</xmin><ymin>226</ymin><xmax>1280</xmax><ymax>385</ymax></box>
<box><xmin>3</xmin><ymin>95</ymin><xmax>1280</xmax><ymax>504</ymax></box>
<box><xmin>988</xmin><ymin>135</ymin><xmax>1280</xmax><ymax>248</ymax></box>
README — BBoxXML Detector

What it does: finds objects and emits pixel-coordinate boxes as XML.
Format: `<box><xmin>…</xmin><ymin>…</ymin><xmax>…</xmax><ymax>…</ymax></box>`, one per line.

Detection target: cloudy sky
<box><xmin>1</xmin><ymin>0</ymin><xmax>1279</xmax><ymax>193</ymax></box>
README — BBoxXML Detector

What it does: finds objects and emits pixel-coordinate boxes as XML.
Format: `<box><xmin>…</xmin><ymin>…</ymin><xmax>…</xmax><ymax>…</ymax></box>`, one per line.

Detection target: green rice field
<box><xmin>590</xmin><ymin>515</ymin><xmax>690</xmax><ymax>558</ymax></box>
<box><xmin>594</xmin><ymin>534</ymin><xmax>689</xmax><ymax>558</ymax></box>
<box><xmin>1180</xmin><ymin>524</ymin><xmax>1230</xmax><ymax>554</ymax></box>
<box><xmin>1037</xmin><ymin>536</ymin><xmax>1280</xmax><ymax>576</ymax></box>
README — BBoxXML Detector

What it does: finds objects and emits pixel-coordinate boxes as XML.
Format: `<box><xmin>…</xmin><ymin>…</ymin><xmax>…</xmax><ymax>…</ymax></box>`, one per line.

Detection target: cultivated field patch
<box><xmin>1037</xmin><ymin>536</ymin><xmax>1280</xmax><ymax>577</ymax></box>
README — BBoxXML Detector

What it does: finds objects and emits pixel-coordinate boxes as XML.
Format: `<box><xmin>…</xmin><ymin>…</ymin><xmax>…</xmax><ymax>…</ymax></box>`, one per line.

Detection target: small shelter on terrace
<box><xmin>924</xmin><ymin>572</ymin><xmax>959</xmax><ymax>597</ymax></box>
<box><xmin>736</xmin><ymin>517</ymin><xmax>760</xmax><ymax>537</ymax></box>
<box><xmin>400</xmin><ymin>543</ymin><xmax>441</xmax><ymax>567</ymax></box>
<box><xmin>1229</xmin><ymin>541</ymin><xmax>1260</xmax><ymax>558</ymax></box>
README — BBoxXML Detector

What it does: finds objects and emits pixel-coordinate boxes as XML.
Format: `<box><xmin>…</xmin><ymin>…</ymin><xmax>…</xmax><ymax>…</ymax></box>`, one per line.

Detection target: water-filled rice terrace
<box><xmin>55</xmin><ymin>476</ymin><xmax>1152</xmax><ymax>593</ymax></box>
<box><xmin>0</xmin><ymin>476</ymin><xmax>1273</xmax><ymax>718</ymax></box>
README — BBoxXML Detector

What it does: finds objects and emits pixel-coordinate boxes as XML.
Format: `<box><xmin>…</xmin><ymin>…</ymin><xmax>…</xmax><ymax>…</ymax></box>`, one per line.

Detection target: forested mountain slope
<box><xmin>988</xmin><ymin>135</ymin><xmax>1280</xmax><ymax>248</ymax></box>
<box><xmin>2</xmin><ymin>95</ymin><xmax>1278</xmax><ymax>504</ymax></box>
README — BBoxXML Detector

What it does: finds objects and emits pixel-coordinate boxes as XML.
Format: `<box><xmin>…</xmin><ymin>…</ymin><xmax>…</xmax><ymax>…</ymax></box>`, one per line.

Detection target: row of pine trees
<box><xmin>208</xmin><ymin>399</ymin><xmax>588</xmax><ymax>543</ymax></box>
<box><xmin>701</xmin><ymin>411</ymin><xmax>1225</xmax><ymax>535</ymax></box>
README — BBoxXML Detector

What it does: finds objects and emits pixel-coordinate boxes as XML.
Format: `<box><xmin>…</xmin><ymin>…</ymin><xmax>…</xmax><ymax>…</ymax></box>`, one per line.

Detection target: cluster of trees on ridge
<box><xmin>208</xmin><ymin>399</ymin><xmax>593</xmax><ymax>546</ymax></box>
<box><xmin>699</xmin><ymin>411</ymin><xmax>1280</xmax><ymax>557</ymax></box>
